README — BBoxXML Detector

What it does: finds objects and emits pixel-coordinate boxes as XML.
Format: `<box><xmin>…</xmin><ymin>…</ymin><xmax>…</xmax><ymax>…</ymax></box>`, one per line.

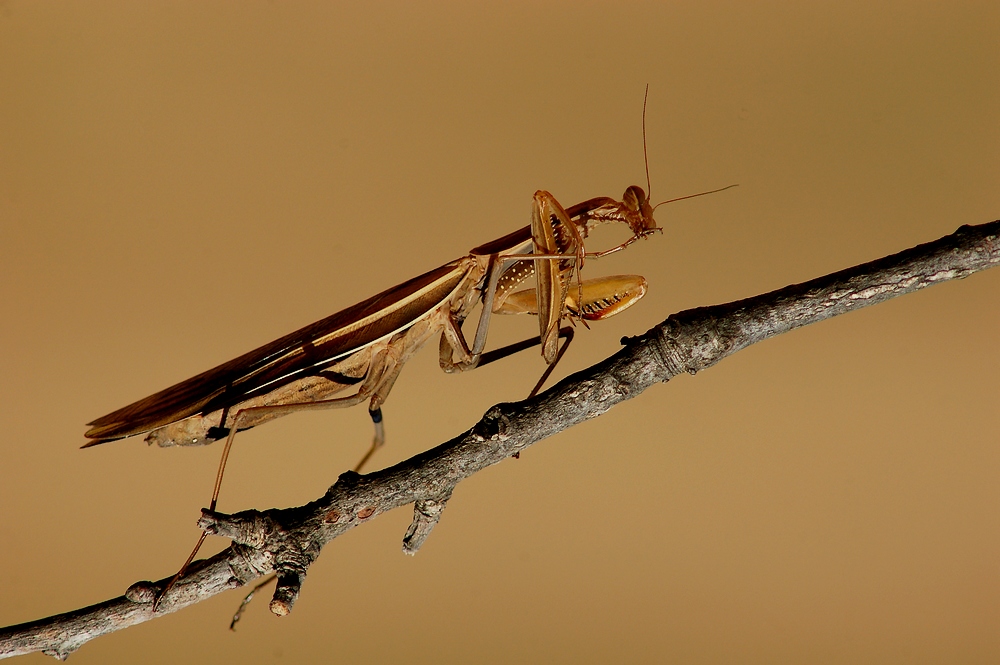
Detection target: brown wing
<box><xmin>85</xmin><ymin>259</ymin><xmax>474</xmax><ymax>443</ymax></box>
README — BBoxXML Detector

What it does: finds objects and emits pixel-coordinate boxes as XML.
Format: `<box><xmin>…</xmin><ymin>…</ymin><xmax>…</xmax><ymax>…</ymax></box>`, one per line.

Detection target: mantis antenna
<box><xmin>644</xmin><ymin>83</ymin><xmax>738</xmax><ymax>211</ymax></box>
<box><xmin>643</xmin><ymin>83</ymin><xmax>652</xmax><ymax>200</ymax></box>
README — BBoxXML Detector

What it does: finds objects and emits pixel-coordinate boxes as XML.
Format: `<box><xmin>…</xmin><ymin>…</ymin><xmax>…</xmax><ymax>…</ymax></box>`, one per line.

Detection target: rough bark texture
<box><xmin>2</xmin><ymin>220</ymin><xmax>997</xmax><ymax>660</ymax></box>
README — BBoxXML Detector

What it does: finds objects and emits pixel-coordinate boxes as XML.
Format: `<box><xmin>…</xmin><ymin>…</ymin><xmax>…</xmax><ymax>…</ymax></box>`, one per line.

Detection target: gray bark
<box><xmin>2</xmin><ymin>220</ymin><xmax>997</xmax><ymax>661</ymax></box>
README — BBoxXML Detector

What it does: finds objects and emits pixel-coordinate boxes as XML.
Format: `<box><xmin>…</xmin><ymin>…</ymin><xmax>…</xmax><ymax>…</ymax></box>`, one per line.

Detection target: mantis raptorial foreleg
<box><xmin>445</xmin><ymin>190</ymin><xmax>589</xmax><ymax>373</ymax></box>
<box><xmin>531</xmin><ymin>190</ymin><xmax>586</xmax><ymax>364</ymax></box>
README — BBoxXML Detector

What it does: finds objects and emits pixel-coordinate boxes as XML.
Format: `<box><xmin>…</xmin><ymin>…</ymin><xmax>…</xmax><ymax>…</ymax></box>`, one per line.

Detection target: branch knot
<box><xmin>473</xmin><ymin>406</ymin><xmax>510</xmax><ymax>441</ymax></box>
<box><xmin>653</xmin><ymin>318</ymin><xmax>692</xmax><ymax>378</ymax></box>
<box><xmin>199</xmin><ymin>509</ymin><xmax>275</xmax><ymax>549</ymax></box>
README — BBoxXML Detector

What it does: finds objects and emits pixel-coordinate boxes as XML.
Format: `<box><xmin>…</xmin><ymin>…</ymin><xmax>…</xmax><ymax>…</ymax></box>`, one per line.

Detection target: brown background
<box><xmin>1</xmin><ymin>2</ymin><xmax>997</xmax><ymax>663</ymax></box>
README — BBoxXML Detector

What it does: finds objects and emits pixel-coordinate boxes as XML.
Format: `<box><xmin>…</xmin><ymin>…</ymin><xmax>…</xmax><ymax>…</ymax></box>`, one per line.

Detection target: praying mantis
<box><xmin>83</xmin><ymin>188</ymin><xmax>660</xmax><ymax>481</ymax></box>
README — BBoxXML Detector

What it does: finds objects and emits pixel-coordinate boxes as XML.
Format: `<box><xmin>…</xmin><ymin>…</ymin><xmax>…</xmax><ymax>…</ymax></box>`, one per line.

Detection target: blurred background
<box><xmin>1</xmin><ymin>2</ymin><xmax>997</xmax><ymax>663</ymax></box>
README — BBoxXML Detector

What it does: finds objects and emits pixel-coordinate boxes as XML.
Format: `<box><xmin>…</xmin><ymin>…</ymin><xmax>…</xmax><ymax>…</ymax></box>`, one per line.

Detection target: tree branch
<box><xmin>2</xmin><ymin>220</ymin><xmax>997</xmax><ymax>661</ymax></box>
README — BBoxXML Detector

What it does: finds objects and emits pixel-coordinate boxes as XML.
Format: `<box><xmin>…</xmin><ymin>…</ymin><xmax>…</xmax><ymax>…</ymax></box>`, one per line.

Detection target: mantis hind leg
<box><xmin>352</xmin><ymin>406</ymin><xmax>384</xmax><ymax>473</ymax></box>
<box><xmin>348</xmin><ymin>335</ymin><xmax>414</xmax><ymax>472</ymax></box>
<box><xmin>154</xmin><ymin>350</ymin><xmax>394</xmax><ymax>610</ymax></box>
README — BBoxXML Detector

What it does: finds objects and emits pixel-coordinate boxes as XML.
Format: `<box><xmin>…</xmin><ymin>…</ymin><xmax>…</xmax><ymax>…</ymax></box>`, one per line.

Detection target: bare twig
<box><xmin>2</xmin><ymin>220</ymin><xmax>997</xmax><ymax>660</ymax></box>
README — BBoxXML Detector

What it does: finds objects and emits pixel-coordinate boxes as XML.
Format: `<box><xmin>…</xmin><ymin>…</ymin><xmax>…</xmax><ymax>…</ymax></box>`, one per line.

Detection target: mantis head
<box><xmin>621</xmin><ymin>185</ymin><xmax>659</xmax><ymax>239</ymax></box>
